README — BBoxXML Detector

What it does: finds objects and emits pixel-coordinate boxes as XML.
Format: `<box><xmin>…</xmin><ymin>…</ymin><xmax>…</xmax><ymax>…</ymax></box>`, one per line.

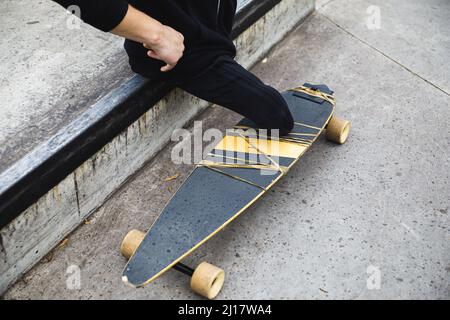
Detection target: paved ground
<box><xmin>4</xmin><ymin>0</ymin><xmax>450</xmax><ymax>299</ymax></box>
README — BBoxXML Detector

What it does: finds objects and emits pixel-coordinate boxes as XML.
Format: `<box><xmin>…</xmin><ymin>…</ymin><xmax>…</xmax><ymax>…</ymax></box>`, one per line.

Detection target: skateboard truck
<box><xmin>121</xmin><ymin>230</ymin><xmax>225</xmax><ymax>299</ymax></box>
<box><xmin>173</xmin><ymin>263</ymin><xmax>194</xmax><ymax>276</ymax></box>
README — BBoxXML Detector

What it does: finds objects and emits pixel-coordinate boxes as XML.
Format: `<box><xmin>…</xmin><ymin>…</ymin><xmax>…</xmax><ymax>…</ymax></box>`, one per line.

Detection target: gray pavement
<box><xmin>4</xmin><ymin>0</ymin><xmax>450</xmax><ymax>299</ymax></box>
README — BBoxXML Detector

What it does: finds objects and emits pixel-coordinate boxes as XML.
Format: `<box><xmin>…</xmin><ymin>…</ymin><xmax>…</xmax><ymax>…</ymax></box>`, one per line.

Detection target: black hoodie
<box><xmin>53</xmin><ymin>0</ymin><xmax>238</xmax><ymax>80</ymax></box>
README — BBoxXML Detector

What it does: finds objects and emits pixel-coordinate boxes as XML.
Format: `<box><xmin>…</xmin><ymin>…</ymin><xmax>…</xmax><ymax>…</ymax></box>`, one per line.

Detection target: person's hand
<box><xmin>111</xmin><ymin>5</ymin><xmax>185</xmax><ymax>72</ymax></box>
<box><xmin>143</xmin><ymin>25</ymin><xmax>185</xmax><ymax>72</ymax></box>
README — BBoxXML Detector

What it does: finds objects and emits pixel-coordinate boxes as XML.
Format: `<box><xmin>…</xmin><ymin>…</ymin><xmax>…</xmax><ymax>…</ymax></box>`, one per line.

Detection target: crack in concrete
<box><xmin>316</xmin><ymin>0</ymin><xmax>338</xmax><ymax>10</ymax></box>
<box><xmin>318</xmin><ymin>12</ymin><xmax>450</xmax><ymax>97</ymax></box>
<box><xmin>73</xmin><ymin>172</ymin><xmax>82</xmax><ymax>217</ymax></box>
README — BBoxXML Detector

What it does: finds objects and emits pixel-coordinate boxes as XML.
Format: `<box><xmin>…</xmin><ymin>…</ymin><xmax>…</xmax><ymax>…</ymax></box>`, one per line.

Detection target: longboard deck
<box><xmin>122</xmin><ymin>84</ymin><xmax>335</xmax><ymax>287</ymax></box>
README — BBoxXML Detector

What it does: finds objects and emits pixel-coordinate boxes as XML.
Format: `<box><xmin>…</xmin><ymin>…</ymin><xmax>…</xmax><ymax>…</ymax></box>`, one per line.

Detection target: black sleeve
<box><xmin>52</xmin><ymin>0</ymin><xmax>129</xmax><ymax>32</ymax></box>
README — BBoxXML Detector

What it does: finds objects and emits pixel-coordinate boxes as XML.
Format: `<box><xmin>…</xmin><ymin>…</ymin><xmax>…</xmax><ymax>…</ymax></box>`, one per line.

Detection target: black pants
<box><xmin>168</xmin><ymin>56</ymin><xmax>294</xmax><ymax>136</ymax></box>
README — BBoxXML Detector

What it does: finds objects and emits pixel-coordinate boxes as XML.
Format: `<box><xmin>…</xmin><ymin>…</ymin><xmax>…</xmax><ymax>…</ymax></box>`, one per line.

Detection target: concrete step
<box><xmin>0</xmin><ymin>0</ymin><xmax>315</xmax><ymax>294</ymax></box>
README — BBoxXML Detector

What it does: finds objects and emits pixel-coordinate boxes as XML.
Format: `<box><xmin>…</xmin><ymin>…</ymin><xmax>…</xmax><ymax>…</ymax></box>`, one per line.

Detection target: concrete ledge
<box><xmin>0</xmin><ymin>0</ymin><xmax>315</xmax><ymax>293</ymax></box>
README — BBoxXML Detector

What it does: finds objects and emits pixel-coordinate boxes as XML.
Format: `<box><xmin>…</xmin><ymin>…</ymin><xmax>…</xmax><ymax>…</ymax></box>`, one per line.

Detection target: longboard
<box><xmin>120</xmin><ymin>84</ymin><xmax>351</xmax><ymax>299</ymax></box>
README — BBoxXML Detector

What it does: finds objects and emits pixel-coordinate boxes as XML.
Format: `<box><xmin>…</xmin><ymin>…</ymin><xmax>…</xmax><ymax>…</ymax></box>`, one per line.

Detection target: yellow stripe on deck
<box><xmin>214</xmin><ymin>135</ymin><xmax>307</xmax><ymax>159</ymax></box>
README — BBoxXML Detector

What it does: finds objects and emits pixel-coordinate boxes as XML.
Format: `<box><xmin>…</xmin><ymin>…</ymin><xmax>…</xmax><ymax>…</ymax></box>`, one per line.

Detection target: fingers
<box><xmin>148</xmin><ymin>51</ymin><xmax>175</xmax><ymax>71</ymax></box>
<box><xmin>143</xmin><ymin>26</ymin><xmax>185</xmax><ymax>73</ymax></box>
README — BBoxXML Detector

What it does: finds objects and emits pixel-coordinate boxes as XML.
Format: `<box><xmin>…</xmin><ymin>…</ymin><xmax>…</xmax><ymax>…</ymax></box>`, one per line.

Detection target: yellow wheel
<box><xmin>120</xmin><ymin>229</ymin><xmax>145</xmax><ymax>260</ymax></box>
<box><xmin>190</xmin><ymin>262</ymin><xmax>225</xmax><ymax>299</ymax></box>
<box><xmin>326</xmin><ymin>116</ymin><xmax>351</xmax><ymax>144</ymax></box>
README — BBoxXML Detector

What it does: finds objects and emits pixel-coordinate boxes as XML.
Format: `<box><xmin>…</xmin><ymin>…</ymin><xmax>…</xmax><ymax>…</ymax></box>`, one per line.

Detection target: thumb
<box><xmin>160</xmin><ymin>64</ymin><xmax>173</xmax><ymax>72</ymax></box>
<box><xmin>147</xmin><ymin>50</ymin><xmax>160</xmax><ymax>60</ymax></box>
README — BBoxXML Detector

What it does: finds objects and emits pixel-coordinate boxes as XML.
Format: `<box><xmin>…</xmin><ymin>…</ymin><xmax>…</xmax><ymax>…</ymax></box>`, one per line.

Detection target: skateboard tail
<box><xmin>122</xmin><ymin>274</ymin><xmax>151</xmax><ymax>288</ymax></box>
<box><xmin>121</xmin><ymin>275</ymin><xmax>133</xmax><ymax>287</ymax></box>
